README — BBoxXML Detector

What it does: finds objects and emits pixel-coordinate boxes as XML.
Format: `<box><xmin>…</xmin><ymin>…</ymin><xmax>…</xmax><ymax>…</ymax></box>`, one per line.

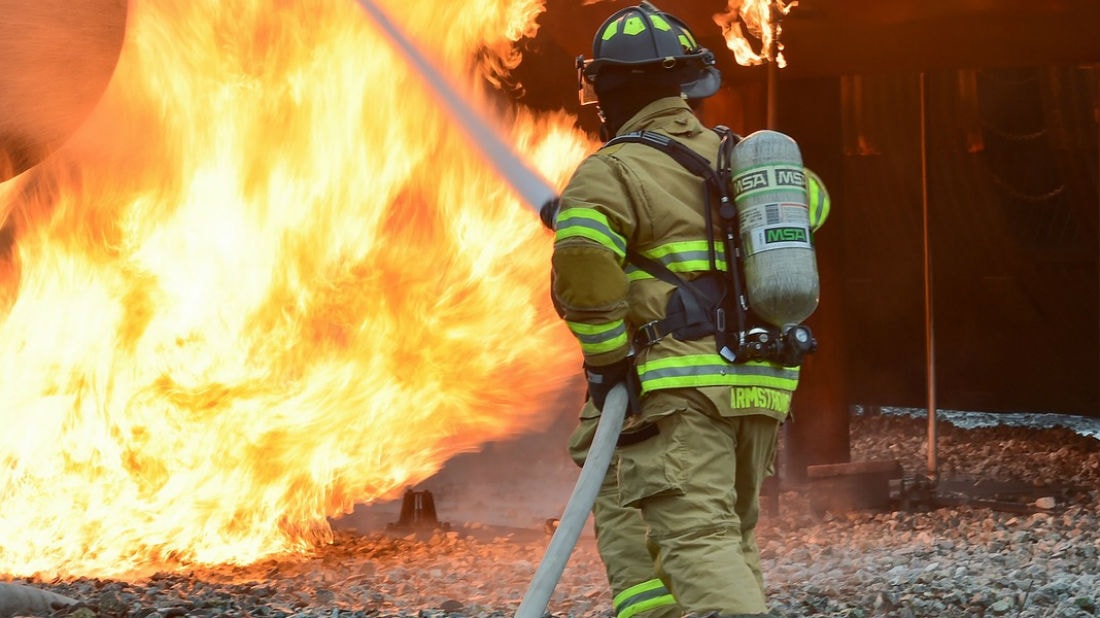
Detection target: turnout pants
<box><xmin>569</xmin><ymin>407</ymin><xmax>680</xmax><ymax>618</ymax></box>
<box><xmin>616</xmin><ymin>390</ymin><xmax>780</xmax><ymax>616</ymax></box>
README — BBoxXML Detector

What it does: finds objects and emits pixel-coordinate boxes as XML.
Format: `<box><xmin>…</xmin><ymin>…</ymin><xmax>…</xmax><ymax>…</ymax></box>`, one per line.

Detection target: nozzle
<box><xmin>539</xmin><ymin>197</ymin><xmax>560</xmax><ymax>230</ymax></box>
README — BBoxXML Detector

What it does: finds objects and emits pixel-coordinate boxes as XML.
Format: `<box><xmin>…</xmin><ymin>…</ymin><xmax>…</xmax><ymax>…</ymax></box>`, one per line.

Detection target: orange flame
<box><xmin>713</xmin><ymin>0</ymin><xmax>796</xmax><ymax>68</ymax></box>
<box><xmin>0</xmin><ymin>0</ymin><xmax>593</xmax><ymax>578</ymax></box>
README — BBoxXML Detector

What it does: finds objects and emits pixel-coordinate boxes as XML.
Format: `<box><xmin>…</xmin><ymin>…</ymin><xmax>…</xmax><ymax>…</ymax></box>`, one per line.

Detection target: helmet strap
<box><xmin>596</xmin><ymin>107</ymin><xmax>611</xmax><ymax>141</ymax></box>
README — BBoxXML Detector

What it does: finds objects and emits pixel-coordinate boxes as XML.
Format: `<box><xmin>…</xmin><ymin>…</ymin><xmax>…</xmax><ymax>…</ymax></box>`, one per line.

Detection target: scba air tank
<box><xmin>729</xmin><ymin>130</ymin><xmax>820</xmax><ymax>327</ymax></box>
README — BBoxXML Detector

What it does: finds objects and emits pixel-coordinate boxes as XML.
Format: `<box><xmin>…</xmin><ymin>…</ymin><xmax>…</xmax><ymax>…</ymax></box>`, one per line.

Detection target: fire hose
<box><xmin>352</xmin><ymin>3</ymin><xmax>626</xmax><ymax>617</ymax></box>
<box><xmin>352</xmin><ymin>0</ymin><xmax>556</xmax><ymax>214</ymax></box>
<box><xmin>514</xmin><ymin>384</ymin><xmax>626</xmax><ymax>618</ymax></box>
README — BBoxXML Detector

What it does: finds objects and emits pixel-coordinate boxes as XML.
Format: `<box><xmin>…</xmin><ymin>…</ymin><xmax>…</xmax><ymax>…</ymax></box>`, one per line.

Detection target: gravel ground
<box><xmin>762</xmin><ymin>413</ymin><xmax>1100</xmax><ymax>618</ymax></box>
<box><xmin>6</xmin><ymin>412</ymin><xmax>1100</xmax><ymax>618</ymax></box>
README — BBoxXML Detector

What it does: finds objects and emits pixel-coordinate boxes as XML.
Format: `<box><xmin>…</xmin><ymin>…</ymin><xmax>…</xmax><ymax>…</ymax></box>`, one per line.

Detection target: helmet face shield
<box><xmin>681</xmin><ymin>65</ymin><xmax>721</xmax><ymax>101</ymax></box>
<box><xmin>576</xmin><ymin>56</ymin><xmax>599</xmax><ymax>106</ymax></box>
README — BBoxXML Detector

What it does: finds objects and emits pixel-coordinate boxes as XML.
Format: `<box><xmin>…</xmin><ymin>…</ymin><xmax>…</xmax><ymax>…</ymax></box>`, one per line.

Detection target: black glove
<box><xmin>584</xmin><ymin>358</ymin><xmax>631</xmax><ymax>412</ymax></box>
<box><xmin>539</xmin><ymin>197</ymin><xmax>560</xmax><ymax>230</ymax></box>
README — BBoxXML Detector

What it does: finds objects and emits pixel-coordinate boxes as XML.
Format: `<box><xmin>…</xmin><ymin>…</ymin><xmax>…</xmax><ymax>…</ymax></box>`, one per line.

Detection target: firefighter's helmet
<box><xmin>577</xmin><ymin>1</ymin><xmax>719</xmax><ymax>104</ymax></box>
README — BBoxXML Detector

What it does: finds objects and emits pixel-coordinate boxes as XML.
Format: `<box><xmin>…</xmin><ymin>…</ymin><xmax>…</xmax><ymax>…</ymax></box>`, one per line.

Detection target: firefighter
<box><xmin>548</xmin><ymin>3</ymin><xmax>818</xmax><ymax>616</ymax></box>
<box><xmin>562</xmin><ymin>164</ymin><xmax>829</xmax><ymax>618</ymax></box>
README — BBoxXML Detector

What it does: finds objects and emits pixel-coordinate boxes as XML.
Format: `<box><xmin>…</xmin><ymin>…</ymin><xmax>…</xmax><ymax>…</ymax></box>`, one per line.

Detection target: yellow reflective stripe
<box><xmin>638</xmin><ymin>240</ymin><xmax>728</xmax><ymax>273</ymax></box>
<box><xmin>555</xmin><ymin>208</ymin><xmax>627</xmax><ymax>258</ymax></box>
<box><xmin>614</xmin><ymin>579</ymin><xmax>676</xmax><ymax>618</ymax></box>
<box><xmin>637</xmin><ymin>355</ymin><xmax>799</xmax><ymax>381</ymax></box>
<box><xmin>648</xmin><ymin>14</ymin><xmax>672</xmax><ymax>31</ymax></box>
<box><xmin>643</xmin><ymin>240</ymin><xmax>717</xmax><ymax>259</ymax></box>
<box><xmin>568</xmin><ymin>321</ymin><xmax>622</xmax><ymax>336</ymax></box>
<box><xmin>670</xmin><ymin>257</ymin><xmax>721</xmax><ymax>272</ymax></box>
<box><xmin>641</xmin><ymin>374</ymin><xmax>798</xmax><ymax>395</ymax></box>
<box><xmin>622</xmin><ymin>593</ymin><xmax>677</xmax><ymax>618</ymax></box>
<box><xmin>568</xmin><ymin>319</ymin><xmax>628</xmax><ymax>355</ymax></box>
<box><xmin>602</xmin><ymin>20</ymin><xmax>619</xmax><ymax>40</ymax></box>
<box><xmin>622</xmin><ymin>15</ymin><xmax>647</xmax><ymax>35</ymax></box>
<box><xmin>636</xmin><ymin>355</ymin><xmax>799</xmax><ymax>394</ymax></box>
<box><xmin>613</xmin><ymin>579</ymin><xmax>665</xmax><ymax>608</ymax></box>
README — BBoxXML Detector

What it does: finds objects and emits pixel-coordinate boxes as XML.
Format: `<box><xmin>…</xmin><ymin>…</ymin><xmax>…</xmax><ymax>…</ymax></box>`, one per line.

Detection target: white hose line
<box><xmin>515</xmin><ymin>383</ymin><xmax>628</xmax><ymax>618</ymax></box>
<box><xmin>353</xmin><ymin>0</ymin><xmax>557</xmax><ymax>213</ymax></box>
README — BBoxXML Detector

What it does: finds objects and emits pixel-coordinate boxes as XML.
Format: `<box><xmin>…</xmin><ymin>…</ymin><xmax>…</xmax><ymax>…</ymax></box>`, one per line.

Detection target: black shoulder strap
<box><xmin>624</xmin><ymin>248</ymin><xmax>683</xmax><ymax>288</ymax></box>
<box><xmin>604</xmin><ymin>130</ymin><xmax>723</xmax><ymax>192</ymax></box>
<box><xmin>603</xmin><ymin>128</ymin><xmax>752</xmax><ymax>355</ymax></box>
<box><xmin>603</xmin><ymin>129</ymin><xmax>733</xmax><ymax>278</ymax></box>
<box><xmin>605</xmin><ymin>131</ymin><xmax>725</xmax><ymax>310</ymax></box>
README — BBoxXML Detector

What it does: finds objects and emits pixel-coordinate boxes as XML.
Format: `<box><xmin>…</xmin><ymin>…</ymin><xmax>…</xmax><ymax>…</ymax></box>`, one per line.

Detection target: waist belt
<box><xmin>631</xmin><ymin>272</ymin><xmax>727</xmax><ymax>349</ymax></box>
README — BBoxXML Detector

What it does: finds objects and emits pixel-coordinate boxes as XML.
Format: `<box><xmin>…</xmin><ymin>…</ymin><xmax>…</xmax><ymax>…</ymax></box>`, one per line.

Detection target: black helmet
<box><xmin>577</xmin><ymin>1</ymin><xmax>720</xmax><ymax>103</ymax></box>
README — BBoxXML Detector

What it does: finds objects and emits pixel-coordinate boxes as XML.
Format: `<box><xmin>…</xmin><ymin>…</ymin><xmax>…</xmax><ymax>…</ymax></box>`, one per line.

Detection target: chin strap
<box><xmin>596</xmin><ymin>106</ymin><xmax>614</xmax><ymax>141</ymax></box>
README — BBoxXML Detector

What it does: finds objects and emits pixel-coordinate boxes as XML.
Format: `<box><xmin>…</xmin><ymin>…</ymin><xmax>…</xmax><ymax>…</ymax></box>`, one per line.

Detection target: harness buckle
<box><xmin>635</xmin><ymin>320</ymin><xmax>665</xmax><ymax>347</ymax></box>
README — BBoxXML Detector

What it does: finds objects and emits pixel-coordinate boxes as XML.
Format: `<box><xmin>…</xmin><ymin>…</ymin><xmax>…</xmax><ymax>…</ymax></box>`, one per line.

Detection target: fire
<box><xmin>713</xmin><ymin>0</ymin><xmax>796</xmax><ymax>67</ymax></box>
<box><xmin>0</xmin><ymin>0</ymin><xmax>593</xmax><ymax>578</ymax></box>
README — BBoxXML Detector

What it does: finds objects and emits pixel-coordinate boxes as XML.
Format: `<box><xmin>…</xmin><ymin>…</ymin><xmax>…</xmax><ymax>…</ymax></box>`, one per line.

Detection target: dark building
<box><xmin>515</xmin><ymin>0</ymin><xmax>1100</xmax><ymax>476</ymax></box>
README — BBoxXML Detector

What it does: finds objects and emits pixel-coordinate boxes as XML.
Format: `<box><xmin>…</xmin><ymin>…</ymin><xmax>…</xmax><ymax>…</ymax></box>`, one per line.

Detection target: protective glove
<box><xmin>539</xmin><ymin>196</ymin><xmax>560</xmax><ymax>230</ymax></box>
<box><xmin>583</xmin><ymin>357</ymin><xmax>631</xmax><ymax>412</ymax></box>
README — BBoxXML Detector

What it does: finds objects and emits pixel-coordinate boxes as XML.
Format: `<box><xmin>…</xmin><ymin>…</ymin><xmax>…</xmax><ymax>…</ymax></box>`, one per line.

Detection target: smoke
<box><xmin>336</xmin><ymin>381</ymin><xmax>587</xmax><ymax>532</ymax></box>
<box><xmin>0</xmin><ymin>0</ymin><xmax>127</xmax><ymax>183</ymax></box>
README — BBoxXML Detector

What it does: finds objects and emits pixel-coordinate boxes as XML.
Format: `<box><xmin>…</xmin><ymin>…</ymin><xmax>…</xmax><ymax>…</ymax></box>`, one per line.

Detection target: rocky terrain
<box><xmin>6</xmin><ymin>411</ymin><xmax>1099</xmax><ymax>618</ymax></box>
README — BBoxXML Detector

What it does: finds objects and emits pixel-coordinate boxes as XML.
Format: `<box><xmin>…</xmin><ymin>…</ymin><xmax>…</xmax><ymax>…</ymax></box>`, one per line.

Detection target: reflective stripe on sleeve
<box><xmin>555</xmin><ymin>208</ymin><xmax>627</xmax><ymax>258</ymax></box>
<box><xmin>567</xmin><ymin>319</ymin><xmax>629</xmax><ymax>356</ymax></box>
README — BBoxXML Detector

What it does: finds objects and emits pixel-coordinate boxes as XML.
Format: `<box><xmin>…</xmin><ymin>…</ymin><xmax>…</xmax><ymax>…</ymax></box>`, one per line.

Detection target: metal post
<box><xmin>920</xmin><ymin>72</ymin><xmax>938</xmax><ymax>477</ymax></box>
<box><xmin>766</xmin><ymin>61</ymin><xmax>777</xmax><ymax>130</ymax></box>
<box><xmin>763</xmin><ymin>1</ymin><xmax>780</xmax><ymax>501</ymax></box>
<box><xmin>765</xmin><ymin>2</ymin><xmax>780</xmax><ymax>130</ymax></box>
<box><xmin>1095</xmin><ymin>64</ymin><xmax>1100</xmax><ymax>411</ymax></box>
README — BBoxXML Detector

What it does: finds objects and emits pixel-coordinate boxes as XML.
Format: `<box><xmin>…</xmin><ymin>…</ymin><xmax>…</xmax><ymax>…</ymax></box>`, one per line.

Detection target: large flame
<box><xmin>713</xmin><ymin>0</ymin><xmax>796</xmax><ymax>68</ymax></box>
<box><xmin>0</xmin><ymin>0</ymin><xmax>593</xmax><ymax>578</ymax></box>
